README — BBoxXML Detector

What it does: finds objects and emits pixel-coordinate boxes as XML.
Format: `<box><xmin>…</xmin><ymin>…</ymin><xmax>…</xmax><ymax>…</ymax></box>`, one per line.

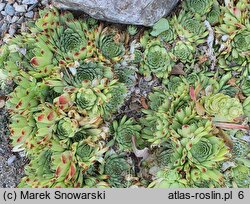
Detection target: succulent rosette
<box><xmin>173</xmin><ymin>11</ymin><xmax>208</xmax><ymax>44</ymax></box>
<box><xmin>231</xmin><ymin>165</ymin><xmax>250</xmax><ymax>188</ymax></box>
<box><xmin>231</xmin><ymin>31</ymin><xmax>250</xmax><ymax>60</ymax></box>
<box><xmin>34</xmin><ymin>8</ymin><xmax>95</xmax><ymax>62</ymax></box>
<box><xmin>111</xmin><ymin>116</ymin><xmax>142</xmax><ymax>151</ymax></box>
<box><xmin>203</xmin><ymin>93</ymin><xmax>244</xmax><ymax>122</ymax></box>
<box><xmin>9</xmin><ymin>114</ymin><xmax>36</xmax><ymax>148</ymax></box>
<box><xmin>217</xmin><ymin>0</ymin><xmax>249</xmax><ymax>35</ymax></box>
<box><xmin>96</xmin><ymin>30</ymin><xmax>125</xmax><ymax>62</ymax></box>
<box><xmin>2</xmin><ymin>2</ymin><xmax>250</xmax><ymax>189</ymax></box>
<box><xmin>169</xmin><ymin>121</ymin><xmax>230</xmax><ymax>185</ymax></box>
<box><xmin>55</xmin><ymin>117</ymin><xmax>79</xmax><ymax>140</ymax></box>
<box><xmin>6</xmin><ymin>71</ymin><xmax>48</xmax><ymax>116</ymax></box>
<box><xmin>159</xmin><ymin>27</ymin><xmax>176</xmax><ymax>43</ymax></box>
<box><xmin>173</xmin><ymin>41</ymin><xmax>195</xmax><ymax>63</ymax></box>
<box><xmin>206</xmin><ymin>3</ymin><xmax>221</xmax><ymax>24</ymax></box>
<box><xmin>148</xmin><ymin>169</ymin><xmax>188</xmax><ymax>188</ymax></box>
<box><xmin>142</xmin><ymin>83</ymin><xmax>191</xmax><ymax>145</ymax></box>
<box><xmin>100</xmin><ymin>152</ymin><xmax>133</xmax><ymax>188</ymax></box>
<box><xmin>127</xmin><ymin>25</ymin><xmax>138</xmax><ymax>36</ymax></box>
<box><xmin>140</xmin><ymin>40</ymin><xmax>172</xmax><ymax>80</ymax></box>
<box><xmin>184</xmin><ymin>0</ymin><xmax>214</xmax><ymax>16</ymax></box>
<box><xmin>75</xmin><ymin>89</ymin><xmax>98</xmax><ymax>112</ymax></box>
<box><xmin>62</xmin><ymin>62</ymin><xmax>113</xmax><ymax>87</ymax></box>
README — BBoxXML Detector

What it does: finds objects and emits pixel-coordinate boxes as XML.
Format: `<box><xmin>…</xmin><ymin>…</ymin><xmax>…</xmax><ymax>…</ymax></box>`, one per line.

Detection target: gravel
<box><xmin>0</xmin><ymin>108</ymin><xmax>27</xmax><ymax>188</ymax></box>
<box><xmin>0</xmin><ymin>0</ymin><xmax>47</xmax><ymax>39</ymax></box>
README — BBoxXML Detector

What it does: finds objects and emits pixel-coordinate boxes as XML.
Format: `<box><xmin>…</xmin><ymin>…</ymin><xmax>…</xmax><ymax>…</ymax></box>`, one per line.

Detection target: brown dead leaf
<box><xmin>227</xmin><ymin>78</ymin><xmax>237</xmax><ymax>86</ymax></box>
<box><xmin>194</xmin><ymin>83</ymin><xmax>202</xmax><ymax>98</ymax></box>
<box><xmin>237</xmin><ymin>92</ymin><xmax>245</xmax><ymax>101</ymax></box>
<box><xmin>217</xmin><ymin>128</ymin><xmax>233</xmax><ymax>150</ymax></box>
<box><xmin>170</xmin><ymin>63</ymin><xmax>185</xmax><ymax>75</ymax></box>
<box><xmin>140</xmin><ymin>96</ymin><xmax>149</xmax><ymax>109</ymax></box>
<box><xmin>195</xmin><ymin>101</ymin><xmax>205</xmax><ymax>116</ymax></box>
<box><xmin>198</xmin><ymin>55</ymin><xmax>208</xmax><ymax>64</ymax></box>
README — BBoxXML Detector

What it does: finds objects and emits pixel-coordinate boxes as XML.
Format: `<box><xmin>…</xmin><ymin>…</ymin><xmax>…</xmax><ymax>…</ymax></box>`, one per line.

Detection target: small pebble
<box><xmin>7</xmin><ymin>155</ymin><xmax>16</xmax><ymax>166</ymax></box>
<box><xmin>1</xmin><ymin>10</ymin><xmax>7</xmax><ymax>16</ymax></box>
<box><xmin>13</xmin><ymin>3</ymin><xmax>27</xmax><ymax>13</ymax></box>
<box><xmin>24</xmin><ymin>10</ymin><xmax>33</xmax><ymax>18</ymax></box>
<box><xmin>0</xmin><ymin>3</ymin><xmax>5</xmax><ymax>11</ymax></box>
<box><xmin>221</xmin><ymin>35</ymin><xmax>229</xmax><ymax>42</ymax></box>
<box><xmin>41</xmin><ymin>0</ymin><xmax>49</xmax><ymax>6</ymax></box>
<box><xmin>144</xmin><ymin>75</ymin><xmax>152</xmax><ymax>82</ymax></box>
<box><xmin>8</xmin><ymin>24</ymin><xmax>16</xmax><ymax>36</ymax></box>
<box><xmin>11</xmin><ymin>16</ymin><xmax>19</xmax><ymax>23</ymax></box>
<box><xmin>0</xmin><ymin>22</ymin><xmax>7</xmax><ymax>32</ymax></box>
<box><xmin>27</xmin><ymin>3</ymin><xmax>38</xmax><ymax>11</ymax></box>
<box><xmin>4</xmin><ymin>4</ymin><xmax>15</xmax><ymax>16</ymax></box>
<box><xmin>16</xmin><ymin>16</ymin><xmax>24</xmax><ymax>24</ymax></box>
<box><xmin>7</xmin><ymin>0</ymin><xmax>15</xmax><ymax>4</ymax></box>
<box><xmin>6</xmin><ymin>15</ymin><xmax>12</xmax><ymax>23</ymax></box>
<box><xmin>22</xmin><ymin>0</ymin><xmax>38</xmax><ymax>4</ymax></box>
<box><xmin>0</xmin><ymin>148</ymin><xmax>5</xmax><ymax>154</ymax></box>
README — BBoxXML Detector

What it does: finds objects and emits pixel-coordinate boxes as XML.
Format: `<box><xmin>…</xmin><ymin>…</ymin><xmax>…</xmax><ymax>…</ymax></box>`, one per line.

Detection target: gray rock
<box><xmin>27</xmin><ymin>3</ymin><xmax>38</xmax><ymax>11</ymax></box>
<box><xmin>0</xmin><ymin>3</ymin><xmax>5</xmax><ymax>12</ymax></box>
<box><xmin>22</xmin><ymin>0</ymin><xmax>38</xmax><ymax>4</ymax></box>
<box><xmin>13</xmin><ymin>3</ymin><xmax>27</xmax><ymax>12</ymax></box>
<box><xmin>4</xmin><ymin>4</ymin><xmax>15</xmax><ymax>16</ymax></box>
<box><xmin>41</xmin><ymin>0</ymin><xmax>49</xmax><ymax>5</ymax></box>
<box><xmin>52</xmin><ymin>0</ymin><xmax>179</xmax><ymax>26</ymax></box>
<box><xmin>0</xmin><ymin>22</ymin><xmax>7</xmax><ymax>32</ymax></box>
<box><xmin>7</xmin><ymin>155</ymin><xmax>16</xmax><ymax>166</ymax></box>
<box><xmin>24</xmin><ymin>10</ymin><xmax>33</xmax><ymax>18</ymax></box>
<box><xmin>8</xmin><ymin>24</ymin><xmax>16</xmax><ymax>36</ymax></box>
<box><xmin>6</xmin><ymin>15</ymin><xmax>12</xmax><ymax>23</ymax></box>
<box><xmin>1</xmin><ymin>11</ymin><xmax>7</xmax><ymax>16</ymax></box>
<box><xmin>16</xmin><ymin>16</ymin><xmax>24</xmax><ymax>24</ymax></box>
<box><xmin>11</xmin><ymin>16</ymin><xmax>19</xmax><ymax>23</ymax></box>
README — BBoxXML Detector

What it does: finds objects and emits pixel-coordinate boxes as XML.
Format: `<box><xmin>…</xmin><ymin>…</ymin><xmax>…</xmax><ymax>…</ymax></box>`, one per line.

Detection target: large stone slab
<box><xmin>52</xmin><ymin>0</ymin><xmax>179</xmax><ymax>26</ymax></box>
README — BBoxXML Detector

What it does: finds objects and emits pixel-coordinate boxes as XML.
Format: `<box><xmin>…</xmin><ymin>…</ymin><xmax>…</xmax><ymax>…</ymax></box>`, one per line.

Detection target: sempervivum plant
<box><xmin>216</xmin><ymin>0</ymin><xmax>250</xmax><ymax>73</ymax></box>
<box><xmin>2</xmin><ymin>7</ymin><xmax>134</xmax><ymax>188</ymax></box>
<box><xmin>173</xmin><ymin>11</ymin><xmax>208</xmax><ymax>44</ymax></box>
<box><xmin>141</xmin><ymin>81</ymin><xmax>191</xmax><ymax>145</ymax></box>
<box><xmin>19</xmin><ymin>115</ymin><xmax>108</xmax><ymax>188</ymax></box>
<box><xmin>2</xmin><ymin>1</ymin><xmax>250</xmax><ymax>189</ymax></box>
<box><xmin>100</xmin><ymin>152</ymin><xmax>133</xmax><ymax>188</ymax></box>
<box><xmin>149</xmin><ymin>169</ymin><xmax>188</xmax><ymax>188</ymax></box>
<box><xmin>206</xmin><ymin>2</ymin><xmax>221</xmax><ymax>24</ymax></box>
<box><xmin>6</xmin><ymin>71</ymin><xmax>48</xmax><ymax>116</ymax></box>
<box><xmin>49</xmin><ymin>78</ymin><xmax>127</xmax><ymax>118</ymax></box>
<box><xmin>140</xmin><ymin>39</ymin><xmax>172</xmax><ymax>81</ymax></box>
<box><xmin>231</xmin><ymin>164</ymin><xmax>250</xmax><ymax>188</ymax></box>
<box><xmin>231</xmin><ymin>31</ymin><xmax>250</xmax><ymax>60</ymax></box>
<box><xmin>171</xmin><ymin>121</ymin><xmax>230</xmax><ymax>185</ymax></box>
<box><xmin>110</xmin><ymin>116</ymin><xmax>142</xmax><ymax>151</ymax></box>
<box><xmin>62</xmin><ymin>61</ymin><xmax>113</xmax><ymax>86</ymax></box>
<box><xmin>96</xmin><ymin>26</ymin><xmax>125</xmax><ymax>62</ymax></box>
<box><xmin>173</xmin><ymin>41</ymin><xmax>195</xmax><ymax>63</ymax></box>
<box><xmin>34</xmin><ymin>8</ymin><xmax>95</xmax><ymax>62</ymax></box>
<box><xmin>127</xmin><ymin>25</ymin><xmax>138</xmax><ymax>36</ymax></box>
<box><xmin>203</xmin><ymin>93</ymin><xmax>244</xmax><ymax>122</ymax></box>
<box><xmin>217</xmin><ymin>0</ymin><xmax>249</xmax><ymax>35</ymax></box>
<box><xmin>184</xmin><ymin>0</ymin><xmax>214</xmax><ymax>16</ymax></box>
